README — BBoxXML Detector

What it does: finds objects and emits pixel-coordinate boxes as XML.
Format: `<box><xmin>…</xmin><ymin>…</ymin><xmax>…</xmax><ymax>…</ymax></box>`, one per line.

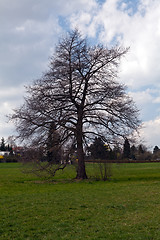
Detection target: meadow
<box><xmin>1</xmin><ymin>162</ymin><xmax>160</xmax><ymax>239</ymax></box>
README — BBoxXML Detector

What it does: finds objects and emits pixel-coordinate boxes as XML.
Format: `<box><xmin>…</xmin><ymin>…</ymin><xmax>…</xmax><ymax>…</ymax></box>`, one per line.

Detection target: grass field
<box><xmin>1</xmin><ymin>162</ymin><xmax>160</xmax><ymax>239</ymax></box>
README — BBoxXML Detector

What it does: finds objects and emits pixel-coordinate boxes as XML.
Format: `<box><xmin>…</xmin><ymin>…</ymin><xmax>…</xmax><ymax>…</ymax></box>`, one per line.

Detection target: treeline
<box><xmin>0</xmin><ymin>137</ymin><xmax>13</xmax><ymax>152</ymax></box>
<box><xmin>87</xmin><ymin>137</ymin><xmax>160</xmax><ymax>162</ymax></box>
<box><xmin>0</xmin><ymin>137</ymin><xmax>19</xmax><ymax>163</ymax></box>
<box><xmin>1</xmin><ymin>134</ymin><xmax>160</xmax><ymax>164</ymax></box>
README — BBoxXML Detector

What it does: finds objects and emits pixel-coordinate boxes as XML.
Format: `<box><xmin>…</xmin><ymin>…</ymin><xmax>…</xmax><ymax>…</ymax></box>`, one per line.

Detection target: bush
<box><xmin>91</xmin><ymin>161</ymin><xmax>112</xmax><ymax>181</ymax></box>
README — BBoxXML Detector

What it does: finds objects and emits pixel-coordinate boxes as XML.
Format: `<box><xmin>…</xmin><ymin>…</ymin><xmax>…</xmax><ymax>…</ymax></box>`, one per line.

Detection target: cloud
<box><xmin>0</xmin><ymin>0</ymin><xmax>98</xmax><ymax>87</ymax></box>
<box><xmin>0</xmin><ymin>0</ymin><xmax>160</xmax><ymax>148</ymax></box>
<box><xmin>68</xmin><ymin>0</ymin><xmax>160</xmax><ymax>147</ymax></box>
<box><xmin>0</xmin><ymin>0</ymin><xmax>99</xmax><ymax>140</ymax></box>
<box><xmin>0</xmin><ymin>86</ymin><xmax>25</xmax><ymax>139</ymax></box>
<box><xmin>129</xmin><ymin>89</ymin><xmax>154</xmax><ymax>105</ymax></box>
<box><xmin>140</xmin><ymin>117</ymin><xmax>160</xmax><ymax>149</ymax></box>
<box><xmin>128</xmin><ymin>89</ymin><xmax>160</xmax><ymax>122</ymax></box>
<box><xmin>70</xmin><ymin>0</ymin><xmax>160</xmax><ymax>90</ymax></box>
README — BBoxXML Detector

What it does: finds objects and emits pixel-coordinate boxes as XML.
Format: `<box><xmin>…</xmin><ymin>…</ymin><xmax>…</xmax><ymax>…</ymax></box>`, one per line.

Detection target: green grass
<box><xmin>1</xmin><ymin>162</ymin><xmax>160</xmax><ymax>239</ymax></box>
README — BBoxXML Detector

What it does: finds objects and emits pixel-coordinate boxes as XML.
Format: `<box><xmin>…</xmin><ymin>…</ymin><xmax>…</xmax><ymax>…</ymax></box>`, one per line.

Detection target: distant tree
<box><xmin>11</xmin><ymin>29</ymin><xmax>140</xmax><ymax>179</ymax></box>
<box><xmin>130</xmin><ymin>145</ymin><xmax>137</xmax><ymax>160</ymax></box>
<box><xmin>46</xmin><ymin>122</ymin><xmax>62</xmax><ymax>163</ymax></box>
<box><xmin>123</xmin><ymin>138</ymin><xmax>130</xmax><ymax>159</ymax></box>
<box><xmin>7</xmin><ymin>144</ymin><xmax>10</xmax><ymax>151</ymax></box>
<box><xmin>111</xmin><ymin>145</ymin><xmax>122</xmax><ymax>160</ymax></box>
<box><xmin>88</xmin><ymin>137</ymin><xmax>109</xmax><ymax>160</ymax></box>
<box><xmin>0</xmin><ymin>137</ymin><xmax>6</xmax><ymax>151</ymax></box>
<box><xmin>152</xmin><ymin>145</ymin><xmax>160</xmax><ymax>160</ymax></box>
<box><xmin>135</xmin><ymin>144</ymin><xmax>152</xmax><ymax>161</ymax></box>
<box><xmin>7</xmin><ymin>136</ymin><xmax>17</xmax><ymax>149</ymax></box>
<box><xmin>138</xmin><ymin>144</ymin><xmax>145</xmax><ymax>154</ymax></box>
<box><xmin>153</xmin><ymin>146</ymin><xmax>160</xmax><ymax>154</ymax></box>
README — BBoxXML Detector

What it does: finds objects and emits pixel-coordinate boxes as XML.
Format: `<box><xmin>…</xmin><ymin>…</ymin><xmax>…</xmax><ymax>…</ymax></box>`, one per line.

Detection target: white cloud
<box><xmin>70</xmin><ymin>1</ymin><xmax>98</xmax><ymax>37</ymax></box>
<box><xmin>0</xmin><ymin>86</ymin><xmax>25</xmax><ymax>139</ymax></box>
<box><xmin>0</xmin><ymin>86</ymin><xmax>24</xmax><ymax>102</ymax></box>
<box><xmin>140</xmin><ymin>117</ymin><xmax>160</xmax><ymax>148</ymax></box>
<box><xmin>154</xmin><ymin>97</ymin><xmax>160</xmax><ymax>104</ymax></box>
<box><xmin>0</xmin><ymin>0</ymin><xmax>98</xmax><ymax>88</ymax></box>
<box><xmin>128</xmin><ymin>88</ymin><xmax>160</xmax><ymax>123</ymax></box>
<box><xmin>69</xmin><ymin>0</ymin><xmax>160</xmax><ymax>147</ymax></box>
<box><xmin>1</xmin><ymin>0</ymin><xmax>160</xmax><ymax>148</ymax></box>
<box><xmin>70</xmin><ymin>0</ymin><xmax>160</xmax><ymax>89</ymax></box>
<box><xmin>129</xmin><ymin>89</ymin><xmax>154</xmax><ymax>105</ymax></box>
<box><xmin>0</xmin><ymin>0</ymin><xmax>99</xmax><ymax>139</ymax></box>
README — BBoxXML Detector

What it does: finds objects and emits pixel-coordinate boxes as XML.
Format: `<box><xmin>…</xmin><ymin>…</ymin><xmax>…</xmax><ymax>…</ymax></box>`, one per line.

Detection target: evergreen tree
<box><xmin>123</xmin><ymin>138</ymin><xmax>130</xmax><ymax>159</ymax></box>
<box><xmin>0</xmin><ymin>137</ymin><xmax>6</xmax><ymax>151</ymax></box>
<box><xmin>138</xmin><ymin>144</ymin><xmax>144</xmax><ymax>154</ymax></box>
<box><xmin>153</xmin><ymin>146</ymin><xmax>159</xmax><ymax>154</ymax></box>
<box><xmin>88</xmin><ymin>137</ymin><xmax>109</xmax><ymax>160</ymax></box>
<box><xmin>130</xmin><ymin>145</ymin><xmax>137</xmax><ymax>160</ymax></box>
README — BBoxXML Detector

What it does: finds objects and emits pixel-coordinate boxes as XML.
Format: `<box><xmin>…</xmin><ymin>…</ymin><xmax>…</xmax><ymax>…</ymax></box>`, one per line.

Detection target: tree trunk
<box><xmin>76</xmin><ymin>139</ymin><xmax>87</xmax><ymax>179</ymax></box>
<box><xmin>76</xmin><ymin>109</ymin><xmax>87</xmax><ymax>179</ymax></box>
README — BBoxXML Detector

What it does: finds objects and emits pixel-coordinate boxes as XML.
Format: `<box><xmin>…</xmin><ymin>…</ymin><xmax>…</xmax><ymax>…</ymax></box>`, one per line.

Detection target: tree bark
<box><xmin>76</xmin><ymin>109</ymin><xmax>87</xmax><ymax>179</ymax></box>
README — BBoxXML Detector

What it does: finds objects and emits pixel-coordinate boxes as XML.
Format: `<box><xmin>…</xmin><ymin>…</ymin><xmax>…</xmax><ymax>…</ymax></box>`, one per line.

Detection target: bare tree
<box><xmin>11</xmin><ymin>29</ymin><xmax>140</xmax><ymax>179</ymax></box>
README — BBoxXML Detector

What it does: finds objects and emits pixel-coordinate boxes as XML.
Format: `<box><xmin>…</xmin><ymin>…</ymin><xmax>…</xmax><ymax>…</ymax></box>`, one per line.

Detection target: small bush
<box><xmin>91</xmin><ymin>161</ymin><xmax>112</xmax><ymax>181</ymax></box>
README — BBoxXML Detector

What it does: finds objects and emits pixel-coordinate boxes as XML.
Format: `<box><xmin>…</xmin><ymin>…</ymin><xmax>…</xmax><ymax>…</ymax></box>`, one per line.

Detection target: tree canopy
<box><xmin>11</xmin><ymin>29</ymin><xmax>140</xmax><ymax>179</ymax></box>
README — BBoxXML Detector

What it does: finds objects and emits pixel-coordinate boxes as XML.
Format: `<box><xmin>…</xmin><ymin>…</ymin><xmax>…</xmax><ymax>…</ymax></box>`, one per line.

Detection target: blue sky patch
<box><xmin>117</xmin><ymin>0</ymin><xmax>140</xmax><ymax>16</ymax></box>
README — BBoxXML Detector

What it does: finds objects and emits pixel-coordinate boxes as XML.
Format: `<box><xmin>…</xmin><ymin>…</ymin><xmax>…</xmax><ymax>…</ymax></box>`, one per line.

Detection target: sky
<box><xmin>0</xmin><ymin>0</ymin><xmax>160</xmax><ymax>149</ymax></box>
